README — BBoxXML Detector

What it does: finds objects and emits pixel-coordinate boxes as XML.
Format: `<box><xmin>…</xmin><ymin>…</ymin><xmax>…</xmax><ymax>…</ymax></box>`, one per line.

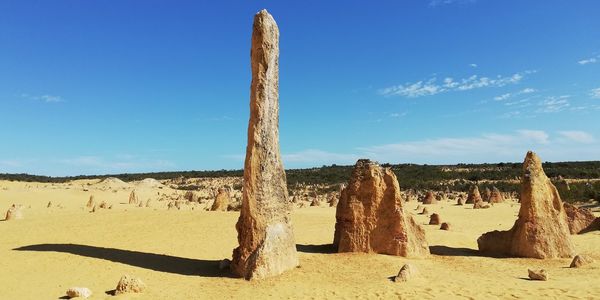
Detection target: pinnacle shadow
<box><xmin>429</xmin><ymin>245</ymin><xmax>511</xmax><ymax>258</ymax></box>
<box><xmin>296</xmin><ymin>243</ymin><xmax>336</xmax><ymax>254</ymax></box>
<box><xmin>13</xmin><ymin>243</ymin><xmax>235</xmax><ymax>278</ymax></box>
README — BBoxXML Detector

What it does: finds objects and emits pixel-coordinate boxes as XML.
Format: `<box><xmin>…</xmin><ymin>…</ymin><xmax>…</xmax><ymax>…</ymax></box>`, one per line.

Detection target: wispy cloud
<box><xmin>536</xmin><ymin>95</ymin><xmax>571</xmax><ymax>113</ymax></box>
<box><xmin>380</xmin><ymin>71</ymin><xmax>534</xmax><ymax>98</ymax></box>
<box><xmin>578</xmin><ymin>55</ymin><xmax>599</xmax><ymax>65</ymax></box>
<box><xmin>224</xmin><ymin>130</ymin><xmax>600</xmax><ymax>166</ymax></box>
<box><xmin>558</xmin><ymin>131</ymin><xmax>595</xmax><ymax>144</ymax></box>
<box><xmin>429</xmin><ymin>0</ymin><xmax>476</xmax><ymax>7</ymax></box>
<box><xmin>389</xmin><ymin>112</ymin><xmax>408</xmax><ymax>118</ymax></box>
<box><xmin>469</xmin><ymin>63</ymin><xmax>478</xmax><ymax>68</ymax></box>
<box><xmin>493</xmin><ymin>88</ymin><xmax>536</xmax><ymax>101</ymax></box>
<box><xmin>590</xmin><ymin>87</ymin><xmax>600</xmax><ymax>99</ymax></box>
<box><xmin>55</xmin><ymin>155</ymin><xmax>175</xmax><ymax>174</ymax></box>
<box><xmin>358</xmin><ymin>130</ymin><xmax>599</xmax><ymax>164</ymax></box>
<box><xmin>21</xmin><ymin>93</ymin><xmax>65</xmax><ymax>103</ymax></box>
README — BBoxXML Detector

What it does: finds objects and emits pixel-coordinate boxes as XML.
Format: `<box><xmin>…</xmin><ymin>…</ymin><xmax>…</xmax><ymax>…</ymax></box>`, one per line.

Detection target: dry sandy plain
<box><xmin>1</xmin><ymin>179</ymin><xmax>599</xmax><ymax>299</ymax></box>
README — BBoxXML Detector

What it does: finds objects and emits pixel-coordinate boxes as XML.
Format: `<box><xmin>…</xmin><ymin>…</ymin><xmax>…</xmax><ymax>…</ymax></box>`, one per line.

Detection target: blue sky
<box><xmin>1</xmin><ymin>0</ymin><xmax>599</xmax><ymax>176</ymax></box>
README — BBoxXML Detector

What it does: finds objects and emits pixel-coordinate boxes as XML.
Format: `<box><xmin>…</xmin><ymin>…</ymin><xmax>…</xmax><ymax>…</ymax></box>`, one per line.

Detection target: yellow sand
<box><xmin>1</xmin><ymin>180</ymin><xmax>599</xmax><ymax>299</ymax></box>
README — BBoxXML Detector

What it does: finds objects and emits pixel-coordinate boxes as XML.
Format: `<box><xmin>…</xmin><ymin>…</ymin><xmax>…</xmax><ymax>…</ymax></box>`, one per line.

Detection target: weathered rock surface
<box><xmin>5</xmin><ymin>204</ymin><xmax>23</xmax><ymax>220</ymax></box>
<box><xmin>115</xmin><ymin>275</ymin><xmax>146</xmax><ymax>295</ymax></box>
<box><xmin>466</xmin><ymin>185</ymin><xmax>482</xmax><ymax>204</ymax></box>
<box><xmin>570</xmin><ymin>254</ymin><xmax>593</xmax><ymax>268</ymax></box>
<box><xmin>231</xmin><ymin>9</ymin><xmax>299</xmax><ymax>280</ymax></box>
<box><xmin>488</xmin><ymin>187</ymin><xmax>505</xmax><ymax>203</ymax></box>
<box><xmin>128</xmin><ymin>190</ymin><xmax>138</xmax><ymax>205</ymax></box>
<box><xmin>528</xmin><ymin>269</ymin><xmax>548</xmax><ymax>281</ymax></box>
<box><xmin>211</xmin><ymin>188</ymin><xmax>230</xmax><ymax>211</ymax></box>
<box><xmin>422</xmin><ymin>191</ymin><xmax>437</xmax><ymax>204</ymax></box>
<box><xmin>563</xmin><ymin>203</ymin><xmax>596</xmax><ymax>234</ymax></box>
<box><xmin>394</xmin><ymin>264</ymin><xmax>417</xmax><ymax>282</ymax></box>
<box><xmin>440</xmin><ymin>222</ymin><xmax>451</xmax><ymax>230</ymax></box>
<box><xmin>477</xmin><ymin>151</ymin><xmax>575</xmax><ymax>258</ymax></box>
<box><xmin>86</xmin><ymin>195</ymin><xmax>95</xmax><ymax>208</ymax></box>
<box><xmin>333</xmin><ymin>159</ymin><xmax>429</xmax><ymax>257</ymax></box>
<box><xmin>66</xmin><ymin>287</ymin><xmax>92</xmax><ymax>298</ymax></box>
<box><xmin>473</xmin><ymin>201</ymin><xmax>490</xmax><ymax>209</ymax></box>
<box><xmin>429</xmin><ymin>213</ymin><xmax>441</xmax><ymax>225</ymax></box>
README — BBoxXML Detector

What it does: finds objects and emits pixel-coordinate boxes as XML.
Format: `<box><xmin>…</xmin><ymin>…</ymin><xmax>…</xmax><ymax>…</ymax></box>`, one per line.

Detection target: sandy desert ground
<box><xmin>1</xmin><ymin>179</ymin><xmax>599</xmax><ymax>299</ymax></box>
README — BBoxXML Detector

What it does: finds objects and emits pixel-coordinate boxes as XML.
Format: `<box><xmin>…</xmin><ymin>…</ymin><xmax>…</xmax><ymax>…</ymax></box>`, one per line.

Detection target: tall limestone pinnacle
<box><xmin>231</xmin><ymin>9</ymin><xmax>299</xmax><ymax>280</ymax></box>
<box><xmin>477</xmin><ymin>151</ymin><xmax>575</xmax><ymax>258</ymax></box>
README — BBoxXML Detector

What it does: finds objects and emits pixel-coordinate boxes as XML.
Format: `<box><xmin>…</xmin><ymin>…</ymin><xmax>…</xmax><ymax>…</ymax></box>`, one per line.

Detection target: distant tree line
<box><xmin>1</xmin><ymin>161</ymin><xmax>599</xmax><ymax>202</ymax></box>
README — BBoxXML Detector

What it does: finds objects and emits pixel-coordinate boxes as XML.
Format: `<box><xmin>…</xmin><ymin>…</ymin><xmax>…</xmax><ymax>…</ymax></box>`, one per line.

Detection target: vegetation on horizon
<box><xmin>2</xmin><ymin>161</ymin><xmax>599</xmax><ymax>202</ymax></box>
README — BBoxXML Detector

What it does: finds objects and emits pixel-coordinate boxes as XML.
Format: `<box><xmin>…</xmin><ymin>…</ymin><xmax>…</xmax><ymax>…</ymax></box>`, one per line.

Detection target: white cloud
<box><xmin>494</xmin><ymin>93</ymin><xmax>511</xmax><ymax>101</ymax></box>
<box><xmin>469</xmin><ymin>63</ymin><xmax>478</xmax><ymax>68</ymax></box>
<box><xmin>558</xmin><ymin>131</ymin><xmax>595</xmax><ymax>144</ymax></box>
<box><xmin>389</xmin><ymin>112</ymin><xmax>407</xmax><ymax>118</ymax></box>
<box><xmin>520</xmin><ymin>88</ymin><xmax>536</xmax><ymax>94</ymax></box>
<box><xmin>590</xmin><ymin>87</ymin><xmax>600</xmax><ymax>99</ymax></box>
<box><xmin>223</xmin><ymin>130</ymin><xmax>600</xmax><ymax>166</ymax></box>
<box><xmin>429</xmin><ymin>0</ymin><xmax>476</xmax><ymax>7</ymax></box>
<box><xmin>537</xmin><ymin>95</ymin><xmax>571</xmax><ymax>113</ymax></box>
<box><xmin>21</xmin><ymin>93</ymin><xmax>65</xmax><ymax>103</ymax></box>
<box><xmin>282</xmin><ymin>149</ymin><xmax>359</xmax><ymax>165</ymax></box>
<box><xmin>578</xmin><ymin>55</ymin><xmax>599</xmax><ymax>65</ymax></box>
<box><xmin>493</xmin><ymin>88</ymin><xmax>536</xmax><ymax>101</ymax></box>
<box><xmin>517</xmin><ymin>129</ymin><xmax>549</xmax><ymax>144</ymax></box>
<box><xmin>380</xmin><ymin>71</ymin><xmax>533</xmax><ymax>98</ymax></box>
<box><xmin>56</xmin><ymin>155</ymin><xmax>175</xmax><ymax>174</ymax></box>
<box><xmin>357</xmin><ymin>130</ymin><xmax>600</xmax><ymax>164</ymax></box>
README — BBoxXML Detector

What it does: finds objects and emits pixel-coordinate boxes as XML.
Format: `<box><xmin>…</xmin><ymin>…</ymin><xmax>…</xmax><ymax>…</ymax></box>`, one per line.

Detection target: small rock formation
<box><xmin>394</xmin><ymin>264</ymin><xmax>417</xmax><ymax>282</ymax></box>
<box><xmin>310</xmin><ymin>198</ymin><xmax>321</xmax><ymax>207</ymax></box>
<box><xmin>528</xmin><ymin>269</ymin><xmax>548</xmax><ymax>281</ymax></box>
<box><xmin>563</xmin><ymin>203</ymin><xmax>597</xmax><ymax>234</ymax></box>
<box><xmin>570</xmin><ymin>254</ymin><xmax>593</xmax><ymax>268</ymax></box>
<box><xmin>5</xmin><ymin>204</ymin><xmax>23</xmax><ymax>220</ymax></box>
<box><xmin>66</xmin><ymin>287</ymin><xmax>92</xmax><ymax>299</ymax></box>
<box><xmin>333</xmin><ymin>159</ymin><xmax>429</xmax><ymax>257</ymax></box>
<box><xmin>477</xmin><ymin>151</ymin><xmax>575</xmax><ymax>258</ymax></box>
<box><xmin>145</xmin><ymin>199</ymin><xmax>152</xmax><ymax>208</ymax></box>
<box><xmin>328</xmin><ymin>196</ymin><xmax>339</xmax><ymax>207</ymax></box>
<box><xmin>420</xmin><ymin>207</ymin><xmax>429</xmax><ymax>215</ymax></box>
<box><xmin>488</xmin><ymin>187</ymin><xmax>505</xmax><ymax>203</ymax></box>
<box><xmin>422</xmin><ymin>191</ymin><xmax>437</xmax><ymax>204</ymax></box>
<box><xmin>483</xmin><ymin>187</ymin><xmax>492</xmax><ymax>202</ymax></box>
<box><xmin>86</xmin><ymin>195</ymin><xmax>95</xmax><ymax>208</ymax></box>
<box><xmin>184</xmin><ymin>191</ymin><xmax>199</xmax><ymax>202</ymax></box>
<box><xmin>415</xmin><ymin>204</ymin><xmax>422</xmax><ymax>211</ymax></box>
<box><xmin>128</xmin><ymin>190</ymin><xmax>138</xmax><ymax>205</ymax></box>
<box><xmin>466</xmin><ymin>185</ymin><xmax>482</xmax><ymax>204</ymax></box>
<box><xmin>440</xmin><ymin>222</ymin><xmax>451</xmax><ymax>230</ymax></box>
<box><xmin>456</xmin><ymin>196</ymin><xmax>465</xmax><ymax>206</ymax></box>
<box><xmin>115</xmin><ymin>275</ymin><xmax>146</xmax><ymax>295</ymax></box>
<box><xmin>47</xmin><ymin>201</ymin><xmax>53</xmax><ymax>208</ymax></box>
<box><xmin>473</xmin><ymin>200</ymin><xmax>490</xmax><ymax>209</ymax></box>
<box><xmin>429</xmin><ymin>213</ymin><xmax>441</xmax><ymax>225</ymax></box>
<box><xmin>99</xmin><ymin>201</ymin><xmax>109</xmax><ymax>209</ymax></box>
<box><xmin>211</xmin><ymin>188</ymin><xmax>230</xmax><ymax>211</ymax></box>
<box><xmin>231</xmin><ymin>10</ymin><xmax>299</xmax><ymax>280</ymax></box>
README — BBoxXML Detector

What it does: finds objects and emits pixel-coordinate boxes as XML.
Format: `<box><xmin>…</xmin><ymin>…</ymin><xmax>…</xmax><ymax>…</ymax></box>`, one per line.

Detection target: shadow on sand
<box><xmin>13</xmin><ymin>243</ymin><xmax>235</xmax><ymax>278</ymax></box>
<box><xmin>296</xmin><ymin>243</ymin><xmax>336</xmax><ymax>254</ymax></box>
<box><xmin>429</xmin><ymin>245</ymin><xmax>485</xmax><ymax>257</ymax></box>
